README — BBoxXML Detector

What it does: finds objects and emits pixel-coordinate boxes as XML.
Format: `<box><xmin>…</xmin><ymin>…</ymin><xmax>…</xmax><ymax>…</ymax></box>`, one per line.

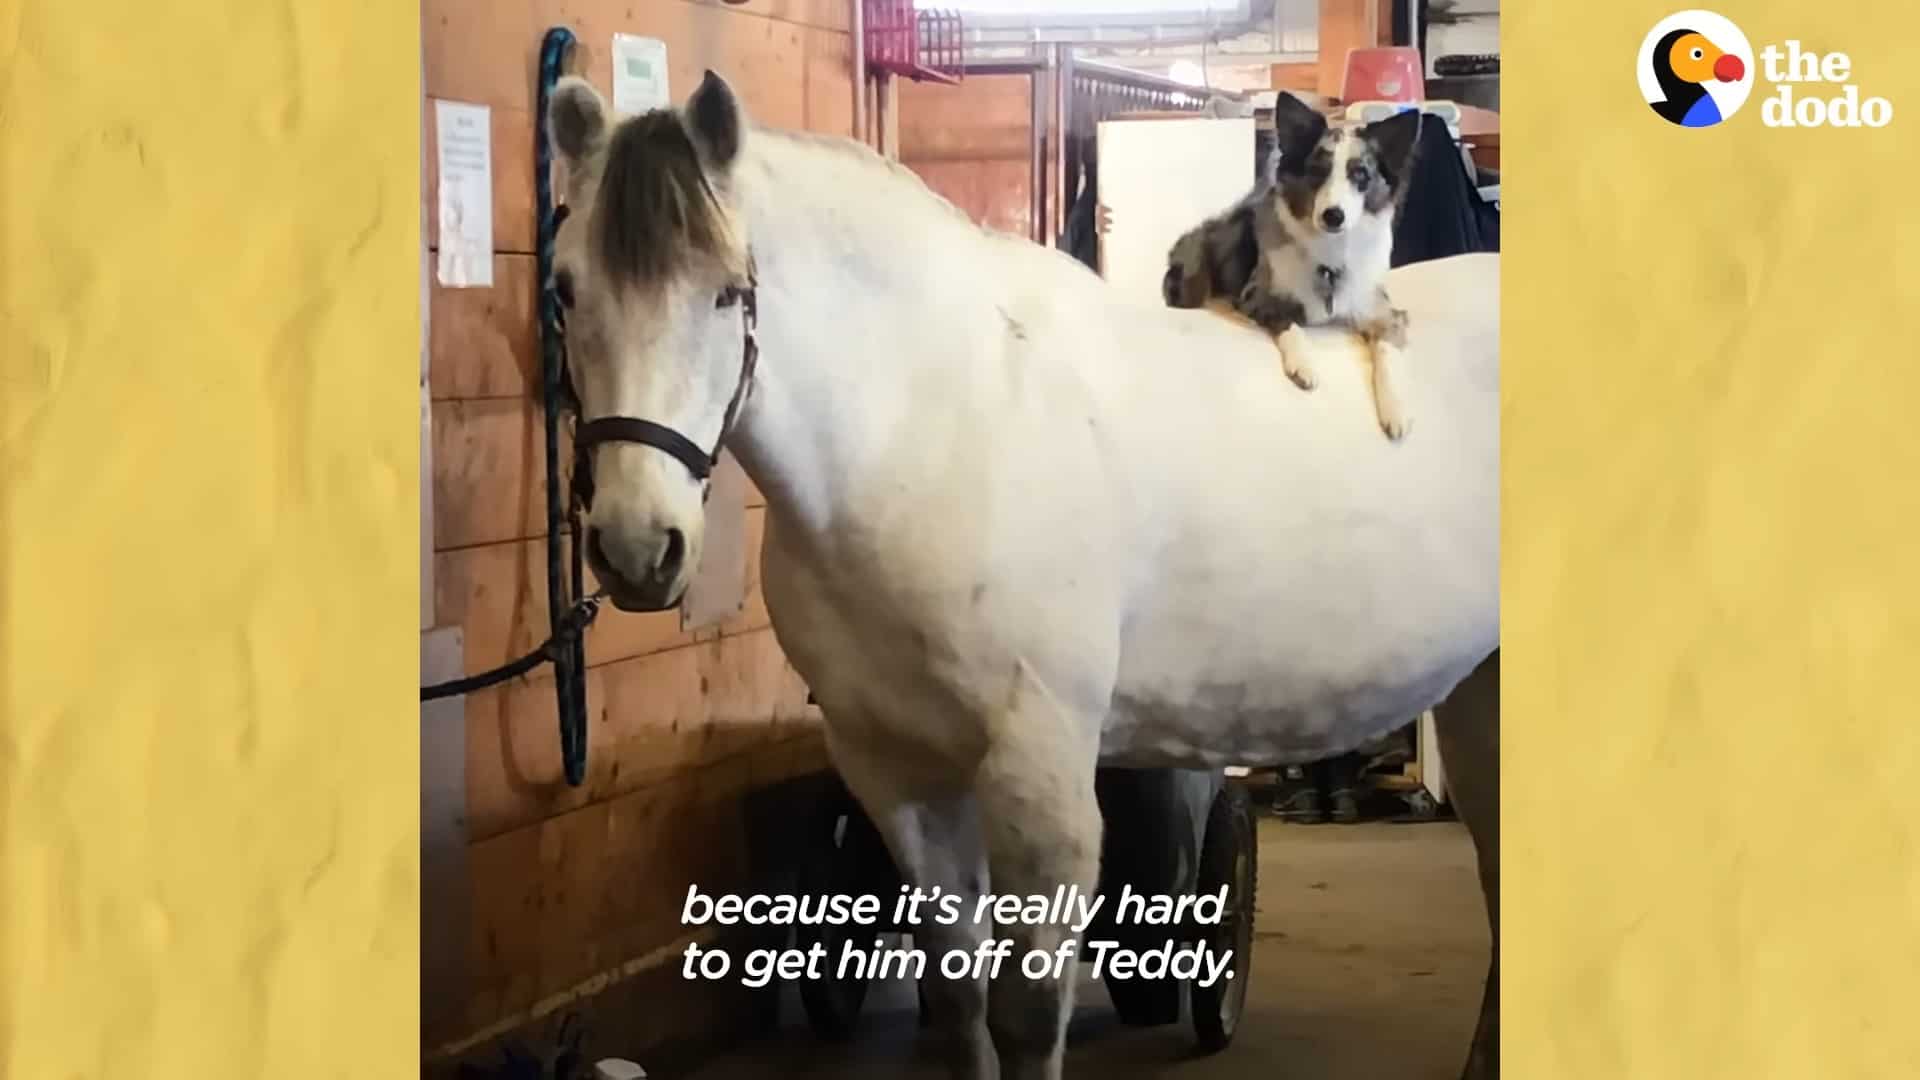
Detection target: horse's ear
<box><xmin>1269</xmin><ymin>92</ymin><xmax>1328</xmax><ymax>171</ymax></box>
<box><xmin>684</xmin><ymin>70</ymin><xmax>745</xmax><ymax>173</ymax></box>
<box><xmin>549</xmin><ymin>76</ymin><xmax>609</xmax><ymax>166</ymax></box>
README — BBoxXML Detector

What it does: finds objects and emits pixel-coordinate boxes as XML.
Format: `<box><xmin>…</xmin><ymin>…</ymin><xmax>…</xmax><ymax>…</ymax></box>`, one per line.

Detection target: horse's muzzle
<box><xmin>586</xmin><ymin>524</ymin><xmax>689</xmax><ymax>612</ymax></box>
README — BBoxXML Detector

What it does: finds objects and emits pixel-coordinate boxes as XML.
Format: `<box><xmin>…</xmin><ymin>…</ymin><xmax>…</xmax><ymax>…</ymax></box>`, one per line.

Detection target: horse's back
<box><xmin>1081</xmin><ymin>253</ymin><xmax>1501</xmax><ymax>767</ymax></box>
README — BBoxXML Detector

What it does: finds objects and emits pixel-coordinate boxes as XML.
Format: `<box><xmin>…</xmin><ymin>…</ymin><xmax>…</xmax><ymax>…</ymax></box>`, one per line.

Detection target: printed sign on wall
<box><xmin>612</xmin><ymin>35</ymin><xmax>670</xmax><ymax>115</ymax></box>
<box><xmin>434</xmin><ymin>99</ymin><xmax>492</xmax><ymax>288</ymax></box>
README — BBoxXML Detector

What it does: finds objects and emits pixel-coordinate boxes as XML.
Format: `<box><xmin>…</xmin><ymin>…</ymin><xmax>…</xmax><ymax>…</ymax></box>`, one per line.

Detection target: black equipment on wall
<box><xmin>1389</xmin><ymin>117</ymin><xmax>1499</xmax><ymax>267</ymax></box>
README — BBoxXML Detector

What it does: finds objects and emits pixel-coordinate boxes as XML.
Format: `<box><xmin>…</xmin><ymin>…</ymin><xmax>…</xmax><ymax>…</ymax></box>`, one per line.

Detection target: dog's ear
<box><xmin>1360</xmin><ymin>108</ymin><xmax>1424</xmax><ymax>190</ymax></box>
<box><xmin>1269</xmin><ymin>92</ymin><xmax>1329</xmax><ymax>171</ymax></box>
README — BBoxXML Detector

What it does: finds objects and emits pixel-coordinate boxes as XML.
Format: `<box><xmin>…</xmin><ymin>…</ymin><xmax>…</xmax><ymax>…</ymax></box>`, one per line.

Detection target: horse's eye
<box><xmin>554</xmin><ymin>270</ymin><xmax>575</xmax><ymax>309</ymax></box>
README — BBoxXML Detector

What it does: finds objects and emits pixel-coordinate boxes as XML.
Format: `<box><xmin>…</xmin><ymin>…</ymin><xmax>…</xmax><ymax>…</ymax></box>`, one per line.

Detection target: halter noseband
<box><xmin>552</xmin><ymin>204</ymin><xmax>762</xmax><ymax>512</ymax></box>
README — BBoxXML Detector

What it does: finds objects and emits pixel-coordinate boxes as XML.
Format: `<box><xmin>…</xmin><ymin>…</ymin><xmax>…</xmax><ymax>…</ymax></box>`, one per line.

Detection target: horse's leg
<box><xmin>827</xmin><ymin>729</ymin><xmax>998</xmax><ymax>1080</ymax></box>
<box><xmin>1433</xmin><ymin>649</ymin><xmax>1500</xmax><ymax>1079</ymax></box>
<box><xmin>974</xmin><ymin>666</ymin><xmax>1104</xmax><ymax>1080</ymax></box>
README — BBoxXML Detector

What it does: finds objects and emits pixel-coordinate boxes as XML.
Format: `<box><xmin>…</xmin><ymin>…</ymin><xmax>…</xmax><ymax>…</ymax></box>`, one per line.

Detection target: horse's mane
<box><xmin>590</xmin><ymin>107</ymin><xmax>1104</xmax><ymax>293</ymax></box>
<box><xmin>592</xmin><ymin>110</ymin><xmax>748</xmax><ymax>287</ymax></box>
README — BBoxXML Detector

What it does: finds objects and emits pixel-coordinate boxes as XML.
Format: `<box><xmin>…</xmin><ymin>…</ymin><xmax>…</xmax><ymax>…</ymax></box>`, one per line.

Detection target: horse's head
<box><xmin>546</xmin><ymin>72</ymin><xmax>756</xmax><ymax>611</ymax></box>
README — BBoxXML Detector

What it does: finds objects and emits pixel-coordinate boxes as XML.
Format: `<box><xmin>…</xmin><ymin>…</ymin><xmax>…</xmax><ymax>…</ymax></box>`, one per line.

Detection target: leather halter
<box><xmin>550</xmin><ymin>204</ymin><xmax>761</xmax><ymax>512</ymax></box>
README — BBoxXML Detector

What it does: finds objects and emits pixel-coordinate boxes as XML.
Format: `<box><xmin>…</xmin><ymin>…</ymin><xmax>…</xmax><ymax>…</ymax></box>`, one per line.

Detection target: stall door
<box><xmin>1094</xmin><ymin>116</ymin><xmax>1255</xmax><ymax>303</ymax></box>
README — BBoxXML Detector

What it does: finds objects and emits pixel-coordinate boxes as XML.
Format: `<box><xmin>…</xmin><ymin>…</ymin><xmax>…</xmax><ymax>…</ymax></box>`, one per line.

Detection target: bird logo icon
<box><xmin>1638</xmin><ymin>12</ymin><xmax>1756</xmax><ymax>128</ymax></box>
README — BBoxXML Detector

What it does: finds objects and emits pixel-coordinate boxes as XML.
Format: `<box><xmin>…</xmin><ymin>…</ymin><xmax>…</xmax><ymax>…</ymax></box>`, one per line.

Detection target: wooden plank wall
<box><xmin>422</xmin><ymin>0</ymin><xmax>856</xmax><ymax>1063</ymax></box>
<box><xmin>897</xmin><ymin>74</ymin><xmax>1034</xmax><ymax>238</ymax></box>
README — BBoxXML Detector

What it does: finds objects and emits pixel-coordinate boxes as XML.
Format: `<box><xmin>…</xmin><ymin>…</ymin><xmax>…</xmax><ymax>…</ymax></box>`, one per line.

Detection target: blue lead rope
<box><xmin>535</xmin><ymin>27</ymin><xmax>591</xmax><ymax>787</ymax></box>
<box><xmin>418</xmin><ymin>27</ymin><xmax>596</xmax><ymax>792</ymax></box>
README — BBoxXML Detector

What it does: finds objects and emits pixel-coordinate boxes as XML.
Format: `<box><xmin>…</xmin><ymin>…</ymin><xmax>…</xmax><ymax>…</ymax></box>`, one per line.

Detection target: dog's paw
<box><xmin>1276</xmin><ymin>328</ymin><xmax>1317</xmax><ymax>391</ymax></box>
<box><xmin>1378</xmin><ymin>404</ymin><xmax>1412</xmax><ymax>440</ymax></box>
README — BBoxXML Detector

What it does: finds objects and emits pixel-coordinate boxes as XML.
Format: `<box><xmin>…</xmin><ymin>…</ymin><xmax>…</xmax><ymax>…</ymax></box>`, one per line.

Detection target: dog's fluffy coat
<box><xmin>1163</xmin><ymin>94</ymin><xmax>1424</xmax><ymax>438</ymax></box>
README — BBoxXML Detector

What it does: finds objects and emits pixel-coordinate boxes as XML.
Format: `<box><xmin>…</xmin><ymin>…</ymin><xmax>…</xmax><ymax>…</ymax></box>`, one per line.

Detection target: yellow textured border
<box><xmin>1506</xmin><ymin>3</ymin><xmax>1920</xmax><ymax>1076</ymax></box>
<box><xmin>2</xmin><ymin>0</ymin><xmax>419</xmax><ymax>1075</ymax></box>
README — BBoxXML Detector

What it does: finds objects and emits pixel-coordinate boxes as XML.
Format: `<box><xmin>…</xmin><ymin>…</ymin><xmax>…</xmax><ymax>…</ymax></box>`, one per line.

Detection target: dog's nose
<box><xmin>1320</xmin><ymin>207</ymin><xmax>1346</xmax><ymax>231</ymax></box>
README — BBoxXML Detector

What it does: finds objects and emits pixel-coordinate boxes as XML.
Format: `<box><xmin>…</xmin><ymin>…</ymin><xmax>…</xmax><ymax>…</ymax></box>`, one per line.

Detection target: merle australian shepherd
<box><xmin>1163</xmin><ymin>94</ymin><xmax>1425</xmax><ymax>439</ymax></box>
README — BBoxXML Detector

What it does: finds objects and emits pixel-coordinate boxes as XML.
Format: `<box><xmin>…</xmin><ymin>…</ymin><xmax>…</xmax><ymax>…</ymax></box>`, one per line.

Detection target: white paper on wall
<box><xmin>612</xmin><ymin>35</ymin><xmax>670</xmax><ymax>116</ymax></box>
<box><xmin>1094</xmin><ymin>116</ymin><xmax>1255</xmax><ymax>306</ymax></box>
<box><xmin>434</xmin><ymin>99</ymin><xmax>493</xmax><ymax>289</ymax></box>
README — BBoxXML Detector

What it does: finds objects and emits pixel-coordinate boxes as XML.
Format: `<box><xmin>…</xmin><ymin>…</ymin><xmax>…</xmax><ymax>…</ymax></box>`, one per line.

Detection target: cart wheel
<box><xmin>1191</xmin><ymin>783</ymin><xmax>1257</xmax><ymax>1053</ymax></box>
<box><xmin>796</xmin><ymin>803</ymin><xmax>875</xmax><ymax>1040</ymax></box>
<box><xmin>1105</xmin><ymin>967</ymin><xmax>1184</xmax><ymax>1027</ymax></box>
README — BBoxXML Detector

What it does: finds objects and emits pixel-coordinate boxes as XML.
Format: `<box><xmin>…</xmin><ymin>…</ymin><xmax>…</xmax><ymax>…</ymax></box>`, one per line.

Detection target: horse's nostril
<box><xmin>659</xmin><ymin>527</ymin><xmax>687</xmax><ymax>579</ymax></box>
<box><xmin>586</xmin><ymin>527</ymin><xmax>613</xmax><ymax>575</ymax></box>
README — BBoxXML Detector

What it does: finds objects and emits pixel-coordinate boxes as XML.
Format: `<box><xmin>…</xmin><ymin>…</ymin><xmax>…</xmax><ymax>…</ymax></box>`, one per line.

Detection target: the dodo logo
<box><xmin>1638</xmin><ymin>11</ymin><xmax>1754</xmax><ymax>127</ymax></box>
<box><xmin>1639</xmin><ymin>11</ymin><xmax>1896</xmax><ymax>128</ymax></box>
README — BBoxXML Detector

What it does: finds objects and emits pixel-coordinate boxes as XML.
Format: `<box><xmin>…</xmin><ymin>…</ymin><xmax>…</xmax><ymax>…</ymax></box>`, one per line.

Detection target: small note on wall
<box><xmin>612</xmin><ymin>35</ymin><xmax>670</xmax><ymax>115</ymax></box>
<box><xmin>434</xmin><ymin>99</ymin><xmax>493</xmax><ymax>289</ymax></box>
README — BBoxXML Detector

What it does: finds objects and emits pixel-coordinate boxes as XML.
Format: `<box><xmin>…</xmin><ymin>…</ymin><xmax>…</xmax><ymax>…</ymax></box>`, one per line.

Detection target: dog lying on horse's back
<box><xmin>1164</xmin><ymin>93</ymin><xmax>1426</xmax><ymax>439</ymax></box>
<box><xmin>543</xmin><ymin>70</ymin><xmax>1501</xmax><ymax>1080</ymax></box>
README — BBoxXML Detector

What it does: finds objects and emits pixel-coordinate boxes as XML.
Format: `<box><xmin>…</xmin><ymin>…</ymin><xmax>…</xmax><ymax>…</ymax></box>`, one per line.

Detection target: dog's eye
<box><xmin>553</xmin><ymin>270</ymin><xmax>575</xmax><ymax>309</ymax></box>
<box><xmin>715</xmin><ymin>287</ymin><xmax>740</xmax><ymax>309</ymax></box>
<box><xmin>1349</xmin><ymin>164</ymin><xmax>1371</xmax><ymax>186</ymax></box>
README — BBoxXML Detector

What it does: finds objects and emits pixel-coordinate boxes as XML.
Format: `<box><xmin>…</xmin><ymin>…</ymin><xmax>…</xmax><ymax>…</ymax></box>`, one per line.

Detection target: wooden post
<box><xmin>851</xmin><ymin>0</ymin><xmax>868</xmax><ymax>143</ymax></box>
<box><xmin>1317</xmin><ymin>0</ymin><xmax>1380</xmax><ymax>99</ymax></box>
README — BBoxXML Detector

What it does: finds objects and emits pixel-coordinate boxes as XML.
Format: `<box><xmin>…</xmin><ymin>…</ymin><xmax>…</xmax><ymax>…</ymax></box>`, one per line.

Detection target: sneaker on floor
<box><xmin>1272</xmin><ymin>781</ymin><xmax>1326</xmax><ymax>824</ymax></box>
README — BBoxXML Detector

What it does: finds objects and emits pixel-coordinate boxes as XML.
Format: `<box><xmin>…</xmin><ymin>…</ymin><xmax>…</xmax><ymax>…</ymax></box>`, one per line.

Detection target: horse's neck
<box><xmin>725</xmin><ymin>134</ymin><xmax>993</xmax><ymax>548</ymax></box>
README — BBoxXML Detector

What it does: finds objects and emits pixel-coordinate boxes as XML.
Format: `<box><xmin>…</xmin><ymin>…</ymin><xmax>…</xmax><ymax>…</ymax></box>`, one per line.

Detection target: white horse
<box><xmin>545</xmin><ymin>72</ymin><xmax>1499</xmax><ymax>1080</ymax></box>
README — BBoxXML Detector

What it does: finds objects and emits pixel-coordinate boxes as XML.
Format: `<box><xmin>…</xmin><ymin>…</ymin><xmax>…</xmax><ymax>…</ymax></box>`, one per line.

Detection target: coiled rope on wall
<box><xmin>422</xmin><ymin>26</ymin><xmax>594</xmax><ymax>790</ymax></box>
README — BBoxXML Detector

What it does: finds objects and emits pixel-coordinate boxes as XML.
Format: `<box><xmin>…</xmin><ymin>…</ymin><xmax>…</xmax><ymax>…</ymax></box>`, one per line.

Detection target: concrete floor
<box><xmin>683</xmin><ymin>819</ymin><xmax>1489</xmax><ymax>1079</ymax></box>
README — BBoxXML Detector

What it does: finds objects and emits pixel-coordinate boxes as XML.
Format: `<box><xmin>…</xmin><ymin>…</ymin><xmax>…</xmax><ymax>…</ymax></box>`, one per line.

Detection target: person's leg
<box><xmin>1319</xmin><ymin>754</ymin><xmax>1365</xmax><ymax>824</ymax></box>
<box><xmin>1270</xmin><ymin>764</ymin><xmax>1324</xmax><ymax>823</ymax></box>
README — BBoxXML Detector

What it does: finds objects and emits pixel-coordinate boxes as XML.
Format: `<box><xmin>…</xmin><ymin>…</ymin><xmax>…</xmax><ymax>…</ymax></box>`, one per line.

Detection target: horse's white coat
<box><xmin>548</xmin><ymin>76</ymin><xmax>1498</xmax><ymax>1079</ymax></box>
<box><xmin>712</xmin><ymin>133</ymin><xmax>1498</xmax><ymax>775</ymax></box>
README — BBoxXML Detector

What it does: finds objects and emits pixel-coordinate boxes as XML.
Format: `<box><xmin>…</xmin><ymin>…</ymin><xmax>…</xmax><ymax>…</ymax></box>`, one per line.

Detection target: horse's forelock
<box><xmin>590</xmin><ymin>112</ymin><xmax>740</xmax><ymax>291</ymax></box>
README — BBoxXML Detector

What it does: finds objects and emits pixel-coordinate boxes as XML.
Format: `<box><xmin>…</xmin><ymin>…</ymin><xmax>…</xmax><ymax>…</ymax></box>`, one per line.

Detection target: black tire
<box><xmin>796</xmin><ymin>798</ymin><xmax>879</xmax><ymax>1040</ymax></box>
<box><xmin>1095</xmin><ymin>769</ymin><xmax>1192</xmax><ymax>1028</ymax></box>
<box><xmin>1191</xmin><ymin>782</ymin><xmax>1257</xmax><ymax>1053</ymax></box>
<box><xmin>1105</xmin><ymin>966</ymin><xmax>1185</xmax><ymax>1027</ymax></box>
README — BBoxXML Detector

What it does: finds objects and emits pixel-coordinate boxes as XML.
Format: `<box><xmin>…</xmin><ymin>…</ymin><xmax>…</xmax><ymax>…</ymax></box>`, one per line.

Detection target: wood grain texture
<box><xmin>463</xmin><ymin>728</ymin><xmax>825</xmax><ymax>1024</ymax></box>
<box><xmin>431</xmin><ymin>395</ymin><xmax>766</xmax><ymax>551</ymax></box>
<box><xmin>432</xmin><ymin>507</ymin><xmax>772</xmax><ymax>673</ymax></box>
<box><xmin>462</xmin><ymin>628</ymin><xmax>812</xmax><ymax>841</ymax></box>
<box><xmin>424</xmin><ymin>0</ymin><xmax>539</xmax><ymax>113</ymax></box>
<box><xmin>544</xmin><ymin>0</ymin><xmax>809</xmax><ymax>130</ymax></box>
<box><xmin>802</xmin><ymin>26</ymin><xmax>856</xmax><ymax>137</ymax></box>
<box><xmin>432</xmin><ymin>397</ymin><xmax>553</xmax><ymax>550</ymax></box>
<box><xmin>429</xmin><ymin>255</ymin><xmax>539</xmax><ymax>401</ymax></box>
<box><xmin>898</xmin><ymin>74</ymin><xmax>1033</xmax><ymax>235</ymax></box>
<box><xmin>456</xmin><ymin>611</ymin><xmax>802</xmax><ymax>837</ymax></box>
<box><xmin>1317</xmin><ymin>0</ymin><xmax>1380</xmax><ymax>99</ymax></box>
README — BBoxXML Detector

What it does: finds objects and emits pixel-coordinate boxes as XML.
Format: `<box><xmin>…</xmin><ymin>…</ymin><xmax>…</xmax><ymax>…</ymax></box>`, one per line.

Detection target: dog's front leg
<box><xmin>1355</xmin><ymin>299</ymin><xmax>1413</xmax><ymax>440</ymax></box>
<box><xmin>1235</xmin><ymin>283</ymin><xmax>1316</xmax><ymax>390</ymax></box>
